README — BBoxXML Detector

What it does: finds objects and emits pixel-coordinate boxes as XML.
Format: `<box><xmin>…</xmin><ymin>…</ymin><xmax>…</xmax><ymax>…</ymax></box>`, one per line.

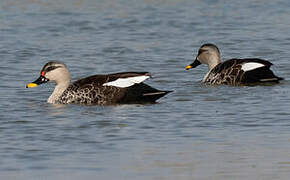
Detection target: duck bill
<box><xmin>186</xmin><ymin>59</ymin><xmax>201</xmax><ymax>70</ymax></box>
<box><xmin>26</xmin><ymin>76</ymin><xmax>49</xmax><ymax>88</ymax></box>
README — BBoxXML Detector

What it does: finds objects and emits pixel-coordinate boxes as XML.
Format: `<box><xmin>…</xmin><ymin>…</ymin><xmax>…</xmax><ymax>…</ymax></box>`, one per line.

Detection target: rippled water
<box><xmin>1</xmin><ymin>0</ymin><xmax>290</xmax><ymax>179</ymax></box>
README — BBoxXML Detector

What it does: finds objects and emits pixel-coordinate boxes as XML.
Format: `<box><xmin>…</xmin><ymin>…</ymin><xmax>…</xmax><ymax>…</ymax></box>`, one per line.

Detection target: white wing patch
<box><xmin>103</xmin><ymin>75</ymin><xmax>150</xmax><ymax>88</ymax></box>
<box><xmin>241</xmin><ymin>62</ymin><xmax>265</xmax><ymax>72</ymax></box>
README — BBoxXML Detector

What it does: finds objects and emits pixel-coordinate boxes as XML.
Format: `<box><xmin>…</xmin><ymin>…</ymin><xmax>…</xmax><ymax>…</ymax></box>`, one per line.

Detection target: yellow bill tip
<box><xmin>186</xmin><ymin>65</ymin><xmax>192</xmax><ymax>70</ymax></box>
<box><xmin>26</xmin><ymin>83</ymin><xmax>38</xmax><ymax>88</ymax></box>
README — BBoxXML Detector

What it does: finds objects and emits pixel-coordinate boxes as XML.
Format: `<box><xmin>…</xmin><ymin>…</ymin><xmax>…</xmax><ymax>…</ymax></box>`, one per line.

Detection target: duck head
<box><xmin>186</xmin><ymin>43</ymin><xmax>222</xmax><ymax>70</ymax></box>
<box><xmin>26</xmin><ymin>61</ymin><xmax>71</xmax><ymax>88</ymax></box>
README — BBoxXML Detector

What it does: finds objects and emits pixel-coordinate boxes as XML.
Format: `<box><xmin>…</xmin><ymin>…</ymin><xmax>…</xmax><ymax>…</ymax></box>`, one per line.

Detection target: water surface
<box><xmin>1</xmin><ymin>0</ymin><xmax>290</xmax><ymax>179</ymax></box>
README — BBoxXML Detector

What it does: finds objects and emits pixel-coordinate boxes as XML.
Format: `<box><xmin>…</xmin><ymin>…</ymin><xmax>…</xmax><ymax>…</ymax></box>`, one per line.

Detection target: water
<box><xmin>1</xmin><ymin>0</ymin><xmax>290</xmax><ymax>179</ymax></box>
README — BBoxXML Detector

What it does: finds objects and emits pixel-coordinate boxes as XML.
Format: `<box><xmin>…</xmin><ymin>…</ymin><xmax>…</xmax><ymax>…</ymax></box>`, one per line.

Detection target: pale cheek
<box><xmin>45</xmin><ymin>74</ymin><xmax>51</xmax><ymax>80</ymax></box>
<box><xmin>45</xmin><ymin>71</ymin><xmax>58</xmax><ymax>80</ymax></box>
<box><xmin>199</xmin><ymin>54</ymin><xmax>208</xmax><ymax>64</ymax></box>
<box><xmin>45</xmin><ymin>74</ymin><xmax>55</xmax><ymax>82</ymax></box>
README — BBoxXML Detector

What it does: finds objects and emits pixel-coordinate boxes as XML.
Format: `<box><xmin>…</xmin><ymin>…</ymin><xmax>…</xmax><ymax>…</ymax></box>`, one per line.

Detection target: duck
<box><xmin>186</xmin><ymin>43</ymin><xmax>283</xmax><ymax>85</ymax></box>
<box><xmin>26</xmin><ymin>61</ymin><xmax>172</xmax><ymax>105</ymax></box>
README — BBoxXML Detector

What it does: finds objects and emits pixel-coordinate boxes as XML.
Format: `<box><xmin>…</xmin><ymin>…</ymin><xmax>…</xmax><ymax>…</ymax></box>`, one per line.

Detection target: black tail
<box><xmin>243</xmin><ymin>66</ymin><xmax>283</xmax><ymax>84</ymax></box>
<box><xmin>142</xmin><ymin>90</ymin><xmax>172</xmax><ymax>102</ymax></box>
<box><xmin>120</xmin><ymin>83</ymin><xmax>172</xmax><ymax>103</ymax></box>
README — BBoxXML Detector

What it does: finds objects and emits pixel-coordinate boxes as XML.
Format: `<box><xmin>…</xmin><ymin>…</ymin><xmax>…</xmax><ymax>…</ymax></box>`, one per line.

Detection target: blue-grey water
<box><xmin>1</xmin><ymin>0</ymin><xmax>290</xmax><ymax>179</ymax></box>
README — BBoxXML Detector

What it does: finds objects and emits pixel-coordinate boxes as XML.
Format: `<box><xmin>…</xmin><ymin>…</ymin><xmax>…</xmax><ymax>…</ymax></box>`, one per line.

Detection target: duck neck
<box><xmin>47</xmin><ymin>81</ymin><xmax>70</xmax><ymax>103</ymax></box>
<box><xmin>208</xmin><ymin>63</ymin><xmax>217</xmax><ymax>70</ymax></box>
<box><xmin>208</xmin><ymin>57</ymin><xmax>222</xmax><ymax>71</ymax></box>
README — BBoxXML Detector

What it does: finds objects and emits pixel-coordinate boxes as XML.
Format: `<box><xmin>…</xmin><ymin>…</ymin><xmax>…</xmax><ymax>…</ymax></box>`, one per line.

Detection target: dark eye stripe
<box><xmin>46</xmin><ymin>66</ymin><xmax>61</xmax><ymax>72</ymax></box>
<box><xmin>198</xmin><ymin>49</ymin><xmax>207</xmax><ymax>55</ymax></box>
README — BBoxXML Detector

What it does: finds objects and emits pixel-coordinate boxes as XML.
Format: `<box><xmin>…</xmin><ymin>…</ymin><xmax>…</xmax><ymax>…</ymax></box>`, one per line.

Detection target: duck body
<box><xmin>203</xmin><ymin>58</ymin><xmax>282</xmax><ymax>85</ymax></box>
<box><xmin>27</xmin><ymin>61</ymin><xmax>171</xmax><ymax>105</ymax></box>
<box><xmin>58</xmin><ymin>72</ymin><xmax>170</xmax><ymax>105</ymax></box>
<box><xmin>186</xmin><ymin>43</ymin><xmax>283</xmax><ymax>86</ymax></box>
